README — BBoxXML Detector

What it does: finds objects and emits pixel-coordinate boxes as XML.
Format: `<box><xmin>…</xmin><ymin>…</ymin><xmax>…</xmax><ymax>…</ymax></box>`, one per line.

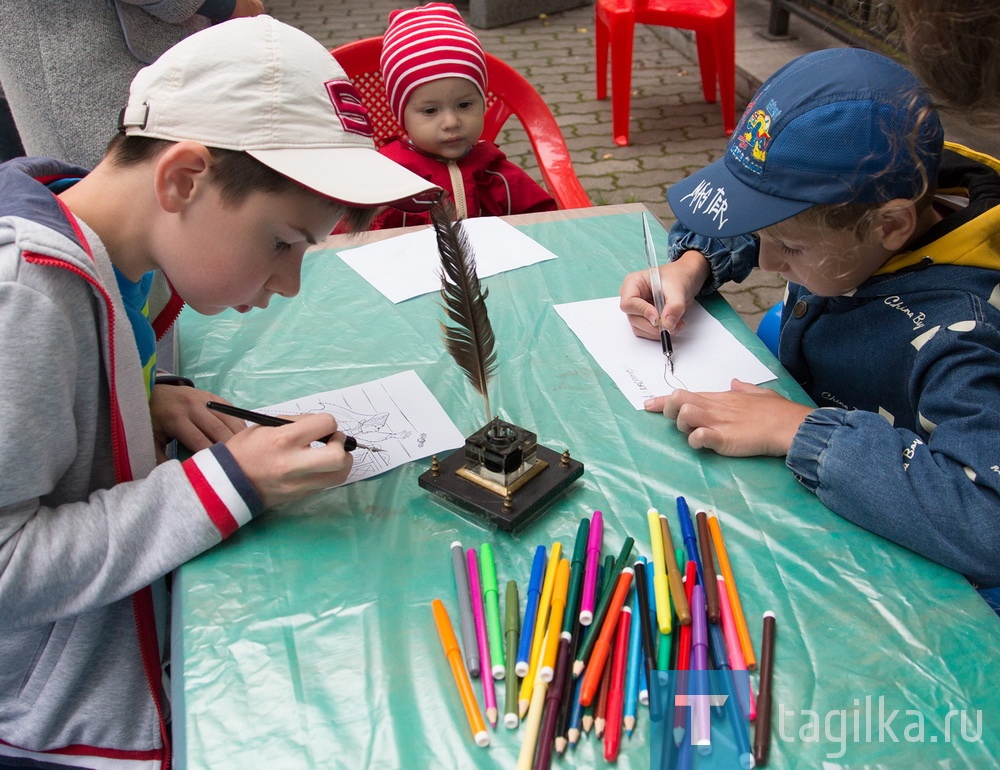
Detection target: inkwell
<box><xmin>418</xmin><ymin>201</ymin><xmax>583</xmax><ymax>530</ymax></box>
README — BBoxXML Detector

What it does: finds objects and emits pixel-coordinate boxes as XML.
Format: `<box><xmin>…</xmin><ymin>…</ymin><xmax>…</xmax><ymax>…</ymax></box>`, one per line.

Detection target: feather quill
<box><xmin>431</xmin><ymin>200</ymin><xmax>498</xmax><ymax>423</ymax></box>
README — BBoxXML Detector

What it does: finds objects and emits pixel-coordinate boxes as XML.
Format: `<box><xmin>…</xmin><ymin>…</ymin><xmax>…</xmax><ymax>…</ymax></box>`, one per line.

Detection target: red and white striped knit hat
<box><xmin>381</xmin><ymin>3</ymin><xmax>488</xmax><ymax>125</ymax></box>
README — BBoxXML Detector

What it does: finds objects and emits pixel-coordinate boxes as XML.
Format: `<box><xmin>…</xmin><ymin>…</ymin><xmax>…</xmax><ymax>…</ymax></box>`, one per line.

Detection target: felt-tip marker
<box><xmin>205</xmin><ymin>401</ymin><xmax>382</xmax><ymax>451</ymax></box>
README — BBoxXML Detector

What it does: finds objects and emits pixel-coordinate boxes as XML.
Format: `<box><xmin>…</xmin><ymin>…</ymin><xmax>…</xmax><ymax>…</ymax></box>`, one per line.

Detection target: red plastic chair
<box><xmin>330</xmin><ymin>36</ymin><xmax>592</xmax><ymax>211</ymax></box>
<box><xmin>595</xmin><ymin>0</ymin><xmax>736</xmax><ymax>146</ymax></box>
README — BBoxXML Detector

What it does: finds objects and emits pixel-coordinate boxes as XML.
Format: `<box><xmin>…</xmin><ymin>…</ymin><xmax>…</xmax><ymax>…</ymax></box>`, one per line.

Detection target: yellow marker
<box><xmin>518</xmin><ymin>541</ymin><xmax>562</xmax><ymax>717</ymax></box>
<box><xmin>539</xmin><ymin>559</ymin><xmax>571</xmax><ymax>681</ymax></box>
<box><xmin>708</xmin><ymin>512</ymin><xmax>756</xmax><ymax>669</ymax></box>
<box><xmin>647</xmin><ymin>508</ymin><xmax>672</xmax><ymax>634</ymax></box>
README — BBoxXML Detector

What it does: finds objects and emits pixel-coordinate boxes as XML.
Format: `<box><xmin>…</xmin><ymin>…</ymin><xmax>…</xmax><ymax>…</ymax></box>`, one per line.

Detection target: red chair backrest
<box><xmin>330</xmin><ymin>36</ymin><xmax>591</xmax><ymax>210</ymax></box>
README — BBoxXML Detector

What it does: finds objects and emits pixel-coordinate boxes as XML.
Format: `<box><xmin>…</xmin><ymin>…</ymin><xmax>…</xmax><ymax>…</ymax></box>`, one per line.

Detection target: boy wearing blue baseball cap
<box><xmin>620</xmin><ymin>48</ymin><xmax>1000</xmax><ymax>609</ymax></box>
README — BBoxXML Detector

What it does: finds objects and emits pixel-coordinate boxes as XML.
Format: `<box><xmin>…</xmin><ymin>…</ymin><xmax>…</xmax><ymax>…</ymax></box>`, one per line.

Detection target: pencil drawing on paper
<box><xmin>257</xmin><ymin>370</ymin><xmax>464</xmax><ymax>485</ymax></box>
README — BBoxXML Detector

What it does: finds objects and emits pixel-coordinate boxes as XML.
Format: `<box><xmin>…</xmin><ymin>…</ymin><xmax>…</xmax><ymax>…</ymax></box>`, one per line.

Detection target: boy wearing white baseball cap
<box><xmin>0</xmin><ymin>16</ymin><xmax>437</xmax><ymax>768</ymax></box>
<box><xmin>620</xmin><ymin>48</ymin><xmax>1000</xmax><ymax>610</ymax></box>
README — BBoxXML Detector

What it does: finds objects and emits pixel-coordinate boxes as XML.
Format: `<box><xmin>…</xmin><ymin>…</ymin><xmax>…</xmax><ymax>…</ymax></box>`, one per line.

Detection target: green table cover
<box><xmin>173</xmin><ymin>206</ymin><xmax>999</xmax><ymax>769</ymax></box>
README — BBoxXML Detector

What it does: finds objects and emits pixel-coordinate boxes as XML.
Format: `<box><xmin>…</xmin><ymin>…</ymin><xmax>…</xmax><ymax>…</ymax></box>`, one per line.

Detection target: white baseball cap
<box><xmin>118</xmin><ymin>15</ymin><xmax>440</xmax><ymax>207</ymax></box>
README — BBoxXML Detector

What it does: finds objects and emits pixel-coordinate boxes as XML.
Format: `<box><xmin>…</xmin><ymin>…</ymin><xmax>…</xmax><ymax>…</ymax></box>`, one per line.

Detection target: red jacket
<box><xmin>371</xmin><ymin>139</ymin><xmax>557</xmax><ymax>229</ymax></box>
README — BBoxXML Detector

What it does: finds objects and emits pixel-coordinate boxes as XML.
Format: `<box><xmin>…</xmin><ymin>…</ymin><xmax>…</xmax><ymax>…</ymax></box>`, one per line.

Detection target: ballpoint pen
<box><xmin>642</xmin><ymin>211</ymin><xmax>674</xmax><ymax>373</ymax></box>
<box><xmin>205</xmin><ymin>401</ymin><xmax>383</xmax><ymax>451</ymax></box>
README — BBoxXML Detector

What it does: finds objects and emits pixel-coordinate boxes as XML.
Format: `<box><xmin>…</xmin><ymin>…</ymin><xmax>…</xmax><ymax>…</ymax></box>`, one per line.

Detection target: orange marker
<box><xmin>431</xmin><ymin>599</ymin><xmax>489</xmax><ymax>748</ymax></box>
<box><xmin>707</xmin><ymin>512</ymin><xmax>756</xmax><ymax>669</ymax></box>
<box><xmin>578</xmin><ymin>567</ymin><xmax>634</xmax><ymax>706</ymax></box>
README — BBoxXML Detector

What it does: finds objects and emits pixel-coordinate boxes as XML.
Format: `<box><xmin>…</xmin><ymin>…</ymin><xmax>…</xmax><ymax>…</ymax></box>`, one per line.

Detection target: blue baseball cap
<box><xmin>667</xmin><ymin>48</ymin><xmax>944</xmax><ymax>238</ymax></box>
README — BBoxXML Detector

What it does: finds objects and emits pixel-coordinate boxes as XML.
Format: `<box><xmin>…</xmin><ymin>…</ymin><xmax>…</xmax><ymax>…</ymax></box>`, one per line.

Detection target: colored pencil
<box><xmin>516</xmin><ymin>642</ymin><xmax>548</xmax><ymax>770</ymax></box>
<box><xmin>431</xmin><ymin>599</ymin><xmax>489</xmax><ymax>748</ymax></box>
<box><xmin>534</xmin><ymin>634</ymin><xmax>571</xmax><ymax>770</ymax></box>
<box><xmin>567</xmin><ymin>672</ymin><xmax>586</xmax><ymax>747</ymax></box>
<box><xmin>593</xmin><ymin>645</ymin><xmax>613</xmax><ymax>739</ymax></box>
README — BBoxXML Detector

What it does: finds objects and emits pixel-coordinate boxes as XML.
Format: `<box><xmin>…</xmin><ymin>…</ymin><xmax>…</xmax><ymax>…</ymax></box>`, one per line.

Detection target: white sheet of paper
<box><xmin>554</xmin><ymin>296</ymin><xmax>777</xmax><ymax>409</ymax></box>
<box><xmin>336</xmin><ymin>217</ymin><xmax>559</xmax><ymax>303</ymax></box>
<box><xmin>256</xmin><ymin>370</ymin><xmax>464</xmax><ymax>485</ymax></box>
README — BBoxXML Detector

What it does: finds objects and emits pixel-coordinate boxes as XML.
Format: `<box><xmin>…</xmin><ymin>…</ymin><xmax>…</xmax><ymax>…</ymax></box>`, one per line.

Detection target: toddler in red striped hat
<box><xmin>371</xmin><ymin>2</ymin><xmax>557</xmax><ymax>228</ymax></box>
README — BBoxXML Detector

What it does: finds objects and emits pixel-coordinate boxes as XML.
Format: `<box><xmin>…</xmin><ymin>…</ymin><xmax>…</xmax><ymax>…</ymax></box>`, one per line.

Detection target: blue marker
<box><xmin>624</xmin><ymin>562</ymin><xmax>644</xmax><ymax>736</ymax></box>
<box><xmin>676</xmin><ymin>496</ymin><xmax>704</xmax><ymax>587</ymax></box>
<box><xmin>515</xmin><ymin>545</ymin><xmax>547</xmax><ymax>677</ymax></box>
<box><xmin>708</xmin><ymin>603</ymin><xmax>754</xmax><ymax>769</ymax></box>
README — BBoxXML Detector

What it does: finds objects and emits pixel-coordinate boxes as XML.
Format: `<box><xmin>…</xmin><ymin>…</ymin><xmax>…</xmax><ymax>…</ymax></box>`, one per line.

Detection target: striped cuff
<box><xmin>182</xmin><ymin>443</ymin><xmax>264</xmax><ymax>537</ymax></box>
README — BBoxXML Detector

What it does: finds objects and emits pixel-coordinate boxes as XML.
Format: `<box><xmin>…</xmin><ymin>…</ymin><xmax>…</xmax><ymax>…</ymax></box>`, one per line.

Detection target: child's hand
<box><xmin>224</xmin><ymin>414</ymin><xmax>353</xmax><ymax>508</ymax></box>
<box><xmin>151</xmin><ymin>384</ymin><xmax>247</xmax><ymax>463</ymax></box>
<box><xmin>618</xmin><ymin>250</ymin><xmax>710</xmax><ymax>339</ymax></box>
<box><xmin>644</xmin><ymin>379</ymin><xmax>813</xmax><ymax>457</ymax></box>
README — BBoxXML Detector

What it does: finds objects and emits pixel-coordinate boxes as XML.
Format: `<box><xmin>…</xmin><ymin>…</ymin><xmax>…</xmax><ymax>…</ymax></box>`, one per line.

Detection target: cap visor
<box><xmin>249</xmin><ymin>146</ymin><xmax>439</xmax><ymax>207</ymax></box>
<box><xmin>667</xmin><ymin>158</ymin><xmax>811</xmax><ymax>238</ymax></box>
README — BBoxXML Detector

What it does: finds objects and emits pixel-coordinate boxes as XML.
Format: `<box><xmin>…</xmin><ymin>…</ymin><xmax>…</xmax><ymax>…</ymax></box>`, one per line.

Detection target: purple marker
<box><xmin>467</xmin><ymin>548</ymin><xmax>498</xmax><ymax>727</ymax></box>
<box><xmin>690</xmin><ymin>584</ymin><xmax>711</xmax><ymax>754</ymax></box>
<box><xmin>579</xmin><ymin>510</ymin><xmax>603</xmax><ymax>625</ymax></box>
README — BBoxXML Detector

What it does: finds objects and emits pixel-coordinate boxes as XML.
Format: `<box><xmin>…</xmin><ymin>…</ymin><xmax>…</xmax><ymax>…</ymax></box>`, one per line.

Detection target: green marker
<box><xmin>563</xmin><ymin>518</ymin><xmax>590</xmax><ymax>637</ymax></box>
<box><xmin>481</xmin><ymin>543</ymin><xmax>505</xmax><ymax>679</ymax></box>
<box><xmin>504</xmin><ymin>580</ymin><xmax>520</xmax><ymax>729</ymax></box>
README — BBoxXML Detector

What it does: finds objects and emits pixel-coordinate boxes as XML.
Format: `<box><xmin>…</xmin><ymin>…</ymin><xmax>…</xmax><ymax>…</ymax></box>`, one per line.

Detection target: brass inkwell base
<box><xmin>418</xmin><ymin>417</ymin><xmax>584</xmax><ymax>531</ymax></box>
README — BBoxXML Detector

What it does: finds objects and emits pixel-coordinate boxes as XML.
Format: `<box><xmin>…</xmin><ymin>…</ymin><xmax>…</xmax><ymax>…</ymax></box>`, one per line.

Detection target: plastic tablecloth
<box><xmin>173</xmin><ymin>205</ymin><xmax>999</xmax><ymax>769</ymax></box>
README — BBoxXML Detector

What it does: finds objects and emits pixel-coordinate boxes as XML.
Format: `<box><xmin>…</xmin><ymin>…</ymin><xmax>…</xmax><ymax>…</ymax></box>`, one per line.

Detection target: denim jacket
<box><xmin>667</xmin><ymin>144</ymin><xmax>1000</xmax><ymax>589</ymax></box>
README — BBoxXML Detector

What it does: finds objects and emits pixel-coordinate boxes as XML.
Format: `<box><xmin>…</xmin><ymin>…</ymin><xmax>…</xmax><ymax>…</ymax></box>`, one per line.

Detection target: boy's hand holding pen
<box><xmin>206</xmin><ymin>401</ymin><xmax>384</xmax><ymax>452</ymax></box>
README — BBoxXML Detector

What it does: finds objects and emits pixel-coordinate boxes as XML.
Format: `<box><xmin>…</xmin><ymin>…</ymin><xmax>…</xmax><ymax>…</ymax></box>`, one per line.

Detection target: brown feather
<box><xmin>431</xmin><ymin>200</ymin><xmax>498</xmax><ymax>422</ymax></box>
